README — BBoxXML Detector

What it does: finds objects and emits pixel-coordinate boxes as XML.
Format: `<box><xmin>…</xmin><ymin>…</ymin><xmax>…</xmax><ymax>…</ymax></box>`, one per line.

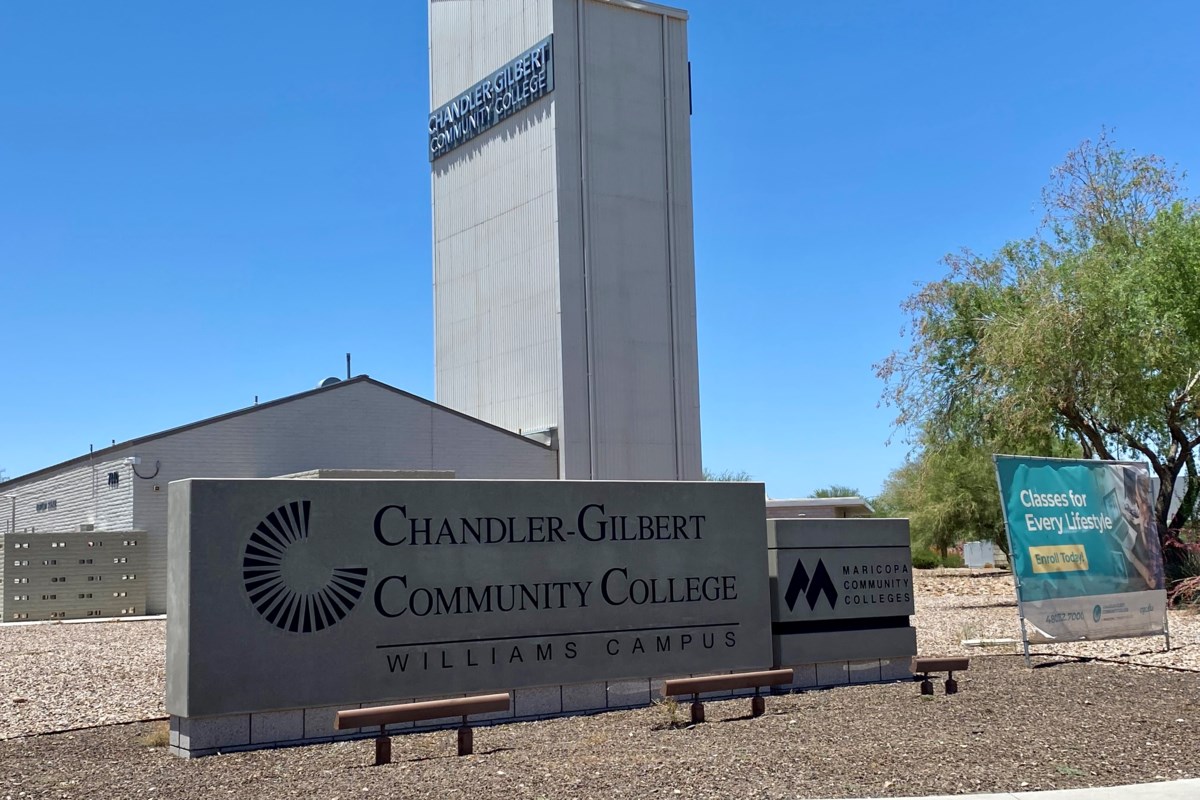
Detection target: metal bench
<box><xmin>336</xmin><ymin>692</ymin><xmax>511</xmax><ymax>764</ymax></box>
<box><xmin>662</xmin><ymin>668</ymin><xmax>794</xmax><ymax>725</ymax></box>
<box><xmin>911</xmin><ymin>657</ymin><xmax>969</xmax><ymax>695</ymax></box>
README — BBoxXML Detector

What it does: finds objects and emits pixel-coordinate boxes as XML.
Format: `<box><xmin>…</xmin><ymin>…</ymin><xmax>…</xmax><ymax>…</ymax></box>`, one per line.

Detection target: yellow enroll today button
<box><xmin>1028</xmin><ymin>544</ymin><xmax>1090</xmax><ymax>573</ymax></box>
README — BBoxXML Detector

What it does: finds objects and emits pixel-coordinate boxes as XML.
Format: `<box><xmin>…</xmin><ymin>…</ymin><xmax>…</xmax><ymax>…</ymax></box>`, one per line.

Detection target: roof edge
<box><xmin>0</xmin><ymin>376</ymin><xmax>551</xmax><ymax>490</ymax></box>
<box><xmin>599</xmin><ymin>0</ymin><xmax>688</xmax><ymax>21</ymax></box>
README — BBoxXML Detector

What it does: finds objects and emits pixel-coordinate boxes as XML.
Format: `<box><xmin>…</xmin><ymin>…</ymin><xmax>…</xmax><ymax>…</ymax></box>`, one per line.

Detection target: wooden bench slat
<box><xmin>663</xmin><ymin>668</ymin><xmax>793</xmax><ymax>697</ymax></box>
<box><xmin>336</xmin><ymin>692</ymin><xmax>510</xmax><ymax>730</ymax></box>
<box><xmin>911</xmin><ymin>657</ymin><xmax>969</xmax><ymax>673</ymax></box>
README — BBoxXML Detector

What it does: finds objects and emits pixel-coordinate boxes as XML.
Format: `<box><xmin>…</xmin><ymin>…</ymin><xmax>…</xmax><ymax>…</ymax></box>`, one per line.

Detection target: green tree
<box><xmin>811</xmin><ymin>484</ymin><xmax>861</xmax><ymax>498</ymax></box>
<box><xmin>877</xmin><ymin>132</ymin><xmax>1200</xmax><ymax>558</ymax></box>
<box><xmin>874</xmin><ymin>440</ymin><xmax>1007</xmax><ymax>557</ymax></box>
<box><xmin>703</xmin><ymin>468</ymin><xmax>753</xmax><ymax>482</ymax></box>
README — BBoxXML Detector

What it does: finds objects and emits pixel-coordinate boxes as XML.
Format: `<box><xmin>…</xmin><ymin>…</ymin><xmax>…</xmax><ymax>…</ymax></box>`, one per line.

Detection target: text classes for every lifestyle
<box><xmin>1019</xmin><ymin>489</ymin><xmax>1114</xmax><ymax>534</ymax></box>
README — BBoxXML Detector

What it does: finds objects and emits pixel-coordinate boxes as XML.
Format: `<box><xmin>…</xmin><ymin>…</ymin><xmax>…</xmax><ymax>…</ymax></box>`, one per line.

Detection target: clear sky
<box><xmin>2</xmin><ymin>1</ymin><xmax>1198</xmax><ymax>498</ymax></box>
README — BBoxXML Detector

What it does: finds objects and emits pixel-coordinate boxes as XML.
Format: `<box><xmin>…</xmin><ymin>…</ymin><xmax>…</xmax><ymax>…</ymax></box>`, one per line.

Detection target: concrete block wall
<box><xmin>0</xmin><ymin>457</ymin><xmax>136</xmax><ymax>621</ymax></box>
<box><xmin>170</xmin><ymin>675</ymin><xmax>657</xmax><ymax>758</ymax></box>
<box><xmin>2</xmin><ymin>531</ymin><xmax>146</xmax><ymax>621</ymax></box>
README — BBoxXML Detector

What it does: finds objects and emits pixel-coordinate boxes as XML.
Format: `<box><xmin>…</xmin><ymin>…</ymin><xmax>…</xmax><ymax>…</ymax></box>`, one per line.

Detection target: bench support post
<box><xmin>375</xmin><ymin>725</ymin><xmax>391</xmax><ymax>766</ymax></box>
<box><xmin>457</xmin><ymin>720</ymin><xmax>473</xmax><ymax>757</ymax></box>
<box><xmin>751</xmin><ymin>693</ymin><xmax>765</xmax><ymax>718</ymax></box>
<box><xmin>690</xmin><ymin>694</ymin><xmax>705</xmax><ymax>725</ymax></box>
<box><xmin>945</xmin><ymin>672</ymin><xmax>958</xmax><ymax>695</ymax></box>
<box><xmin>919</xmin><ymin>676</ymin><xmax>934</xmax><ymax>695</ymax></box>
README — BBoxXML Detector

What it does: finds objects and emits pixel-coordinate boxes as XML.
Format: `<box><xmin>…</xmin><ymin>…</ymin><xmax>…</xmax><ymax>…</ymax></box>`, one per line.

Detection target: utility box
<box><xmin>963</xmin><ymin>540</ymin><xmax>1007</xmax><ymax>569</ymax></box>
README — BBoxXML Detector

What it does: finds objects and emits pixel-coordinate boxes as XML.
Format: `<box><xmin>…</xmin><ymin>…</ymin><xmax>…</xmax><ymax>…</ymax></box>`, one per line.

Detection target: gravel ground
<box><xmin>3</xmin><ymin>572</ymin><xmax>1199</xmax><ymax>799</ymax></box>
<box><xmin>915</xmin><ymin>569</ymin><xmax>1200</xmax><ymax>669</ymax></box>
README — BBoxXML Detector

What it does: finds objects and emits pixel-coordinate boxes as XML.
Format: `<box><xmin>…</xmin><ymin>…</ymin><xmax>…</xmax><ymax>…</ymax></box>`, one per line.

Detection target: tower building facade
<box><xmin>429</xmin><ymin>0</ymin><xmax>701</xmax><ymax>479</ymax></box>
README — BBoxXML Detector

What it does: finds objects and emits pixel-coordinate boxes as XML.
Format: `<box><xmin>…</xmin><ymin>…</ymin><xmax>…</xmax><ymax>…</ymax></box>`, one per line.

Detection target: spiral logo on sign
<box><xmin>242</xmin><ymin>500</ymin><xmax>368</xmax><ymax>633</ymax></box>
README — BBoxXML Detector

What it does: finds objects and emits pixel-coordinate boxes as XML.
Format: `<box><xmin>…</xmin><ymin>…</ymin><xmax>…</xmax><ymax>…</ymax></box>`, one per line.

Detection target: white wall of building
<box><xmin>1</xmin><ymin>457</ymin><xmax>134</xmax><ymax>537</ymax></box>
<box><xmin>430</xmin><ymin>0</ymin><xmax>563</xmax><ymax>440</ymax></box>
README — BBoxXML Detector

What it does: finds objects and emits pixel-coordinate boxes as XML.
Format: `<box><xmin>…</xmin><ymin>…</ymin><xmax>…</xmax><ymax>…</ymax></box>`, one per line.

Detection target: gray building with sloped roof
<box><xmin>0</xmin><ymin>377</ymin><xmax>557</xmax><ymax>618</ymax></box>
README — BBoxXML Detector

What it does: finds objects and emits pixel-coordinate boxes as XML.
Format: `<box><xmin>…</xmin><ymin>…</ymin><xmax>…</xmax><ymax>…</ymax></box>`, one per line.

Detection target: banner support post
<box><xmin>994</xmin><ymin>456</ymin><xmax>1035</xmax><ymax>668</ymax></box>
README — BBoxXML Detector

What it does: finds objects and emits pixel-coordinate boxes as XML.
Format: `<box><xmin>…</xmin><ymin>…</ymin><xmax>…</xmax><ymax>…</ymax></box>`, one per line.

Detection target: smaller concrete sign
<box><xmin>768</xmin><ymin>519</ymin><xmax>916</xmax><ymax>666</ymax></box>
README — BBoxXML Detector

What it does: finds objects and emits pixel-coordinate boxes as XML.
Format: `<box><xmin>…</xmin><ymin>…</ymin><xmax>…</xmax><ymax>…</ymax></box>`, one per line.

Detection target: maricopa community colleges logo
<box><xmin>241</xmin><ymin>500</ymin><xmax>368</xmax><ymax>633</ymax></box>
<box><xmin>784</xmin><ymin>557</ymin><xmax>838</xmax><ymax>612</ymax></box>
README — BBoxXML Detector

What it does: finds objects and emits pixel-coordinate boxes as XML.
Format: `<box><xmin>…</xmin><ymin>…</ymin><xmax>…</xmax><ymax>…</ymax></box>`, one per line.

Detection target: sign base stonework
<box><xmin>166</xmin><ymin>660</ymin><xmax>913</xmax><ymax>757</ymax></box>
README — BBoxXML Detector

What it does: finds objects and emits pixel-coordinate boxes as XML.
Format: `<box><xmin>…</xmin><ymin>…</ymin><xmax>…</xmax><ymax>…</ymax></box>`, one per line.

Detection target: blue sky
<box><xmin>2</xmin><ymin>1</ymin><xmax>1198</xmax><ymax>498</ymax></box>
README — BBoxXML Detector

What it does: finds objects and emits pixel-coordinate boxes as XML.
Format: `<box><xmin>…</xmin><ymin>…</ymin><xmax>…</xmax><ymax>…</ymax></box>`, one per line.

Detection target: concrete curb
<box><xmin>820</xmin><ymin>778</ymin><xmax>1200</xmax><ymax>800</ymax></box>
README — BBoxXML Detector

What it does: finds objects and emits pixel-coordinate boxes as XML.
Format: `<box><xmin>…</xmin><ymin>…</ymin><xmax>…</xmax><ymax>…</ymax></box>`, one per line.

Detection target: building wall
<box><xmin>430</xmin><ymin>0</ymin><xmax>562</xmax><ymax>441</ymax></box>
<box><xmin>2</xmin><ymin>380</ymin><xmax>558</xmax><ymax>616</ymax></box>
<box><xmin>429</xmin><ymin>0</ymin><xmax>702</xmax><ymax>480</ymax></box>
<box><xmin>1</xmin><ymin>457</ymin><xmax>134</xmax><ymax>537</ymax></box>
<box><xmin>132</xmin><ymin>380</ymin><xmax>556</xmax><ymax>612</ymax></box>
<box><xmin>766</xmin><ymin>507</ymin><xmax>841</xmax><ymax>520</ymax></box>
<box><xmin>0</xmin><ymin>457</ymin><xmax>136</xmax><ymax>621</ymax></box>
<box><xmin>553</xmin><ymin>0</ymin><xmax>701</xmax><ymax>480</ymax></box>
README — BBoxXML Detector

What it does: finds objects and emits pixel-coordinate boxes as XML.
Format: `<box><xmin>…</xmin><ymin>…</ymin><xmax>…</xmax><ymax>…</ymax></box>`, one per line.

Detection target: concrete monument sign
<box><xmin>768</xmin><ymin>519</ymin><xmax>916</xmax><ymax>667</ymax></box>
<box><xmin>167</xmin><ymin>479</ymin><xmax>770</xmax><ymax>718</ymax></box>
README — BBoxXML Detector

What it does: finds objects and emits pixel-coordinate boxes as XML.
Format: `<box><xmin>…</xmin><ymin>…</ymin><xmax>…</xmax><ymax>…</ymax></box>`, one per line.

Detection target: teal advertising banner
<box><xmin>994</xmin><ymin>456</ymin><xmax>1167</xmax><ymax>644</ymax></box>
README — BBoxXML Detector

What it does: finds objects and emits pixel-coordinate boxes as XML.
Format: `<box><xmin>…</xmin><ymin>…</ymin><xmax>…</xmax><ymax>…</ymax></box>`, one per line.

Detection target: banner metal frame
<box><xmin>992</xmin><ymin>454</ymin><xmax>1170</xmax><ymax>667</ymax></box>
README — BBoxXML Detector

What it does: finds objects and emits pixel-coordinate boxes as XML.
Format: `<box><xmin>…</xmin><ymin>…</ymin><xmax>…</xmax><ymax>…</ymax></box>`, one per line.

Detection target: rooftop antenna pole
<box><xmin>90</xmin><ymin>443</ymin><xmax>97</xmax><ymax>521</ymax></box>
<box><xmin>346</xmin><ymin>352</ymin><xmax>351</xmax><ymax>380</ymax></box>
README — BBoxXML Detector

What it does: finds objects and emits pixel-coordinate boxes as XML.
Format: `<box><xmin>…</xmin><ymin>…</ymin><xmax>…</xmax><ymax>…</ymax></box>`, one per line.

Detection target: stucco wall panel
<box><xmin>431</xmin><ymin>2</ymin><xmax>562</xmax><ymax>439</ymax></box>
<box><xmin>1</xmin><ymin>457</ymin><xmax>134</xmax><ymax>537</ymax></box>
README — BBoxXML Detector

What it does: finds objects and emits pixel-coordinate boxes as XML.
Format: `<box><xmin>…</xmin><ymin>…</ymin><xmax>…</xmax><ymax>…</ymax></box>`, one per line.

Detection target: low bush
<box><xmin>138</xmin><ymin>721</ymin><xmax>170</xmax><ymax>748</ymax></box>
<box><xmin>911</xmin><ymin>548</ymin><xmax>940</xmax><ymax>569</ymax></box>
<box><xmin>1166</xmin><ymin>541</ymin><xmax>1200</xmax><ymax>609</ymax></box>
<box><xmin>940</xmin><ymin>553</ymin><xmax>965</xmax><ymax>568</ymax></box>
<box><xmin>1168</xmin><ymin>576</ymin><xmax>1200</xmax><ymax>609</ymax></box>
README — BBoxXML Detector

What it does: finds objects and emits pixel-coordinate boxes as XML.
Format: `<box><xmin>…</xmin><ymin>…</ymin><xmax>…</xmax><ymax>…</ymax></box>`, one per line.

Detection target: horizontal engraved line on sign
<box><xmin>771</xmin><ymin>545</ymin><xmax>911</xmax><ymax>551</ymax></box>
<box><xmin>376</xmin><ymin>622</ymin><xmax>741</xmax><ymax>650</ymax></box>
<box><xmin>772</xmin><ymin>615</ymin><xmax>912</xmax><ymax>635</ymax></box>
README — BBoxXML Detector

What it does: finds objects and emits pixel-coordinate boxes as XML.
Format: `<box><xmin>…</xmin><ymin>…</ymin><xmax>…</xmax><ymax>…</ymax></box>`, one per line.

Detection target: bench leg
<box><xmin>690</xmin><ymin>695</ymin><xmax>705</xmax><ymax>725</ymax></box>
<box><xmin>375</xmin><ymin>725</ymin><xmax>391</xmax><ymax>765</ymax></box>
<box><xmin>457</xmin><ymin>723</ymin><xmax>473</xmax><ymax>756</ymax></box>
<box><xmin>919</xmin><ymin>676</ymin><xmax>934</xmax><ymax>695</ymax></box>
<box><xmin>751</xmin><ymin>694</ymin><xmax>765</xmax><ymax>718</ymax></box>
<box><xmin>945</xmin><ymin>673</ymin><xmax>958</xmax><ymax>695</ymax></box>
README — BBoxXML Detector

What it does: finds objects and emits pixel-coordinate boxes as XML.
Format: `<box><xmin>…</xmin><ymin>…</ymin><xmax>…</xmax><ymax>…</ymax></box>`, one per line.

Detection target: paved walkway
<box><xmin>824</xmin><ymin>779</ymin><xmax>1200</xmax><ymax>800</ymax></box>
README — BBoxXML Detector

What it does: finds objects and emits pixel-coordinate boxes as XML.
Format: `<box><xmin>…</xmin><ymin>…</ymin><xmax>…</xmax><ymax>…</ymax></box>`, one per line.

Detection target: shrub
<box><xmin>138</xmin><ymin>721</ymin><xmax>170</xmax><ymax>747</ymax></box>
<box><xmin>1168</xmin><ymin>576</ymin><xmax>1200</xmax><ymax>609</ymax></box>
<box><xmin>1166</xmin><ymin>542</ymin><xmax>1200</xmax><ymax>609</ymax></box>
<box><xmin>940</xmin><ymin>553</ymin><xmax>965</xmax><ymax>568</ymax></box>
<box><xmin>911</xmin><ymin>548</ymin><xmax>940</xmax><ymax>569</ymax></box>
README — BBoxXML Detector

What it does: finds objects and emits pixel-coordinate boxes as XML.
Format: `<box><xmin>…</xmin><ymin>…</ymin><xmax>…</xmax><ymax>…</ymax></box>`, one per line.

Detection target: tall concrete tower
<box><xmin>428</xmin><ymin>0</ymin><xmax>701</xmax><ymax>480</ymax></box>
